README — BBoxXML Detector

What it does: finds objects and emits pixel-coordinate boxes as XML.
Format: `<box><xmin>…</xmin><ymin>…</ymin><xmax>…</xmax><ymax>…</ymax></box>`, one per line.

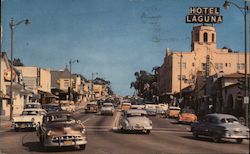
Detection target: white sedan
<box><xmin>119</xmin><ymin>109</ymin><xmax>152</xmax><ymax>134</ymax></box>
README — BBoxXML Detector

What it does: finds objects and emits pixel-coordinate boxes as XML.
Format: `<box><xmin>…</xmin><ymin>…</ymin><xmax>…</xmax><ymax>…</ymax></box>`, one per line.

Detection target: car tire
<box><xmin>212</xmin><ymin>134</ymin><xmax>221</xmax><ymax>143</ymax></box>
<box><xmin>79</xmin><ymin>144</ymin><xmax>86</xmax><ymax>150</ymax></box>
<box><xmin>192</xmin><ymin>131</ymin><xmax>198</xmax><ymax>138</ymax></box>
<box><xmin>146</xmin><ymin>130</ymin><xmax>150</xmax><ymax>134</ymax></box>
<box><xmin>39</xmin><ymin>136</ymin><xmax>43</xmax><ymax>144</ymax></box>
<box><xmin>14</xmin><ymin>127</ymin><xmax>19</xmax><ymax>132</ymax></box>
<box><xmin>236</xmin><ymin>138</ymin><xmax>243</xmax><ymax>144</ymax></box>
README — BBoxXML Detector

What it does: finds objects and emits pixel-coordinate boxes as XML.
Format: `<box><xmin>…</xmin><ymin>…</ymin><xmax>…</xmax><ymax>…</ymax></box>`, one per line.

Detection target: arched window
<box><xmin>203</xmin><ymin>32</ymin><xmax>208</xmax><ymax>43</ymax></box>
<box><xmin>212</xmin><ymin>33</ymin><xmax>215</xmax><ymax>42</ymax></box>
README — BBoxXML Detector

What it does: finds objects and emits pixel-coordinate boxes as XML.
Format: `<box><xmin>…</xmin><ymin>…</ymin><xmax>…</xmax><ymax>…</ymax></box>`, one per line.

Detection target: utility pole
<box><xmin>179</xmin><ymin>52</ymin><xmax>183</xmax><ymax>105</ymax></box>
<box><xmin>223</xmin><ymin>0</ymin><xmax>249</xmax><ymax>127</ymax></box>
<box><xmin>9</xmin><ymin>17</ymin><xmax>30</xmax><ymax>120</ymax></box>
<box><xmin>69</xmin><ymin>59</ymin><xmax>78</xmax><ymax>101</ymax></box>
<box><xmin>91</xmin><ymin>72</ymin><xmax>98</xmax><ymax>101</ymax></box>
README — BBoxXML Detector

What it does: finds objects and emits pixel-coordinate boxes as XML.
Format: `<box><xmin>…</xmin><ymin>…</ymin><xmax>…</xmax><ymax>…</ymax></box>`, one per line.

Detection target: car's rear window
<box><xmin>22</xmin><ymin>111</ymin><xmax>39</xmax><ymax>115</ymax></box>
<box><xmin>221</xmin><ymin>118</ymin><xmax>239</xmax><ymax>124</ymax></box>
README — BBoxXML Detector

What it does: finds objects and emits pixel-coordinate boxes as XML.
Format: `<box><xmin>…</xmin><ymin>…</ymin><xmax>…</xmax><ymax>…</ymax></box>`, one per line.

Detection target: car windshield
<box><xmin>87</xmin><ymin>104</ymin><xmax>97</xmax><ymax>107</ymax></box>
<box><xmin>46</xmin><ymin>115</ymin><xmax>75</xmax><ymax>123</ymax></box>
<box><xmin>103</xmin><ymin>104</ymin><xmax>113</xmax><ymax>107</ymax></box>
<box><xmin>25</xmin><ymin>104</ymin><xmax>41</xmax><ymax>109</ymax></box>
<box><xmin>127</xmin><ymin>113</ymin><xmax>144</xmax><ymax>117</ymax></box>
<box><xmin>221</xmin><ymin>118</ymin><xmax>239</xmax><ymax>124</ymax></box>
<box><xmin>22</xmin><ymin>111</ymin><xmax>39</xmax><ymax>115</ymax></box>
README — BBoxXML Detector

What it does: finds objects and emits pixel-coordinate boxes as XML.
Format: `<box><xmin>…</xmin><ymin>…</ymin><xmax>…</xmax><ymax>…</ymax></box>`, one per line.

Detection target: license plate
<box><xmin>20</xmin><ymin>124</ymin><xmax>26</xmax><ymax>128</ymax></box>
<box><xmin>64</xmin><ymin>140</ymin><xmax>72</xmax><ymax>145</ymax></box>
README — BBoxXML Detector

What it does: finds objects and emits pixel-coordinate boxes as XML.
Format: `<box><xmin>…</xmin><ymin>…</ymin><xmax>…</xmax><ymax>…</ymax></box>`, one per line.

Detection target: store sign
<box><xmin>186</xmin><ymin>7</ymin><xmax>223</xmax><ymax>23</ymax></box>
<box><xmin>4</xmin><ymin>68</ymin><xmax>16</xmax><ymax>81</ymax></box>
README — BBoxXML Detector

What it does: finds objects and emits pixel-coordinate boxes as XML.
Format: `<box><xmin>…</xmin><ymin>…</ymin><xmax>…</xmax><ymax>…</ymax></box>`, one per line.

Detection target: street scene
<box><xmin>0</xmin><ymin>0</ymin><xmax>250</xmax><ymax>154</ymax></box>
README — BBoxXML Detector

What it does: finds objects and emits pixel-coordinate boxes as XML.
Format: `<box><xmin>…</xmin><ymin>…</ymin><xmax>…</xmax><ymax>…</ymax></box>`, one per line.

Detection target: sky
<box><xmin>1</xmin><ymin>0</ymin><xmax>250</xmax><ymax>96</ymax></box>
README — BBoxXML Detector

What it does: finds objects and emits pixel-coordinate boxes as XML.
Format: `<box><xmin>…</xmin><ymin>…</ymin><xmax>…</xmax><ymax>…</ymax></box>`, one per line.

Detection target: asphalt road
<box><xmin>0</xmin><ymin>110</ymin><xmax>249</xmax><ymax>154</ymax></box>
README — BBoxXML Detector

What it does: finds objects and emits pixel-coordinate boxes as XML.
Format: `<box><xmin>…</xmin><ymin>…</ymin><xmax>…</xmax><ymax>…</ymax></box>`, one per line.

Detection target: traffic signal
<box><xmin>238</xmin><ymin>78</ymin><xmax>245</xmax><ymax>90</ymax></box>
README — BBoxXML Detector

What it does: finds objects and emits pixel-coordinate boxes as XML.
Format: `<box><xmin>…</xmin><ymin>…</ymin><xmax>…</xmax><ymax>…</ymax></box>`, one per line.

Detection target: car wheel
<box><xmin>236</xmin><ymin>138</ymin><xmax>243</xmax><ymax>144</ymax></box>
<box><xmin>146</xmin><ymin>130</ymin><xmax>151</xmax><ymax>134</ymax></box>
<box><xmin>192</xmin><ymin>131</ymin><xmax>198</xmax><ymax>138</ymax></box>
<box><xmin>39</xmin><ymin>136</ymin><xmax>43</xmax><ymax>144</ymax></box>
<box><xmin>79</xmin><ymin>144</ymin><xmax>86</xmax><ymax>150</ymax></box>
<box><xmin>212</xmin><ymin>134</ymin><xmax>221</xmax><ymax>143</ymax></box>
<box><xmin>14</xmin><ymin>127</ymin><xmax>19</xmax><ymax>132</ymax></box>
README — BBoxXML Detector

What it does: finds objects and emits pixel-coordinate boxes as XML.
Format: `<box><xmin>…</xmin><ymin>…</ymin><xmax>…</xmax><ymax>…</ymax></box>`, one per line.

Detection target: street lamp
<box><xmin>69</xmin><ymin>59</ymin><xmax>79</xmax><ymax>101</ymax></box>
<box><xmin>223</xmin><ymin>0</ymin><xmax>249</xmax><ymax>126</ymax></box>
<box><xmin>91</xmin><ymin>72</ymin><xmax>98</xmax><ymax>100</ymax></box>
<box><xmin>9</xmin><ymin>17</ymin><xmax>30</xmax><ymax>120</ymax></box>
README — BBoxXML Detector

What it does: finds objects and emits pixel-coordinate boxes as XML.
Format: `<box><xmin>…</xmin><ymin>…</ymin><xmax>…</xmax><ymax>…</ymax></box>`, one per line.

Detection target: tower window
<box><xmin>212</xmin><ymin>33</ymin><xmax>215</xmax><ymax>42</ymax></box>
<box><xmin>204</xmin><ymin>32</ymin><xmax>208</xmax><ymax>43</ymax></box>
<box><xmin>195</xmin><ymin>32</ymin><xmax>199</xmax><ymax>42</ymax></box>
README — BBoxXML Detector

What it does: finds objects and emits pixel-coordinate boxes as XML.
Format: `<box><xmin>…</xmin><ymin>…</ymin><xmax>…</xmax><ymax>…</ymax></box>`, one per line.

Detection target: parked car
<box><xmin>191</xmin><ymin>113</ymin><xmax>250</xmax><ymax>143</ymax></box>
<box><xmin>12</xmin><ymin>108</ymin><xmax>47</xmax><ymax>131</ymax></box>
<box><xmin>37</xmin><ymin>111</ymin><xmax>87</xmax><ymax>150</ymax></box>
<box><xmin>121</xmin><ymin>102</ymin><xmax>132</xmax><ymax>111</ymax></box>
<box><xmin>85</xmin><ymin>101</ymin><xmax>98</xmax><ymax>113</ymax></box>
<box><xmin>60</xmin><ymin>101</ymin><xmax>76</xmax><ymax>112</ymax></box>
<box><xmin>42</xmin><ymin>103</ymin><xmax>61</xmax><ymax>113</ymax></box>
<box><xmin>158</xmin><ymin>103</ymin><xmax>168</xmax><ymax>112</ymax></box>
<box><xmin>166</xmin><ymin>106</ymin><xmax>181</xmax><ymax>118</ymax></box>
<box><xmin>156</xmin><ymin>105</ymin><xmax>166</xmax><ymax>117</ymax></box>
<box><xmin>119</xmin><ymin>109</ymin><xmax>152</xmax><ymax>134</ymax></box>
<box><xmin>178</xmin><ymin>108</ymin><xmax>197</xmax><ymax>123</ymax></box>
<box><xmin>100</xmin><ymin>103</ymin><xmax>115</xmax><ymax>115</ymax></box>
<box><xmin>145</xmin><ymin>104</ymin><xmax>157</xmax><ymax>116</ymax></box>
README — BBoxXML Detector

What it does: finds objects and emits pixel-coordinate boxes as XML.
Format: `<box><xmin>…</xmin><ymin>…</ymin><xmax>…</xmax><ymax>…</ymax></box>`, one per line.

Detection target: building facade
<box><xmin>158</xmin><ymin>25</ymin><xmax>249</xmax><ymax>98</ymax></box>
<box><xmin>0</xmin><ymin>52</ymin><xmax>28</xmax><ymax>116</ymax></box>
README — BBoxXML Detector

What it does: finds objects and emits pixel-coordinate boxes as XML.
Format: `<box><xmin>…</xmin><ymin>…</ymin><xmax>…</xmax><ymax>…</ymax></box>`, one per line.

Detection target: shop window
<box><xmin>237</xmin><ymin>63</ymin><xmax>245</xmax><ymax>70</ymax></box>
<box><xmin>178</xmin><ymin>62</ymin><xmax>186</xmax><ymax>69</ymax></box>
<box><xmin>212</xmin><ymin>33</ymin><xmax>215</xmax><ymax>42</ymax></box>
<box><xmin>178</xmin><ymin>75</ymin><xmax>186</xmax><ymax>80</ymax></box>
<box><xmin>215</xmin><ymin>63</ymin><xmax>223</xmax><ymax>70</ymax></box>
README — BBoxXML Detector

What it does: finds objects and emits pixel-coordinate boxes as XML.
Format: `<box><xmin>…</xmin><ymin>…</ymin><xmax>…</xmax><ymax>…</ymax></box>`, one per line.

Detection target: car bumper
<box><xmin>124</xmin><ymin>126</ymin><xmax>152</xmax><ymax>131</ymax></box>
<box><xmin>101</xmin><ymin>110</ymin><xmax>113</xmax><ymax>114</ymax></box>
<box><xmin>13</xmin><ymin>122</ymin><xmax>37</xmax><ymax>129</ymax></box>
<box><xmin>223</xmin><ymin>133</ymin><xmax>250</xmax><ymax>139</ymax></box>
<box><xmin>44</xmin><ymin>137</ymin><xmax>87</xmax><ymax>147</ymax></box>
<box><xmin>85</xmin><ymin>109</ymin><xmax>98</xmax><ymax>113</ymax></box>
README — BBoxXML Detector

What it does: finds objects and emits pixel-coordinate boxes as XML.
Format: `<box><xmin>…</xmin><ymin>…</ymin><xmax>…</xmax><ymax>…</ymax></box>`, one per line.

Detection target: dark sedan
<box><xmin>191</xmin><ymin>113</ymin><xmax>249</xmax><ymax>143</ymax></box>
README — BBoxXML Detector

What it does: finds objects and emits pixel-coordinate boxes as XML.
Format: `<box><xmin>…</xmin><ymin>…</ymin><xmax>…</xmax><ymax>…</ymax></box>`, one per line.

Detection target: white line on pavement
<box><xmin>112</xmin><ymin>111</ymin><xmax>122</xmax><ymax>130</ymax></box>
<box><xmin>82</xmin><ymin>115</ymin><xmax>96</xmax><ymax>124</ymax></box>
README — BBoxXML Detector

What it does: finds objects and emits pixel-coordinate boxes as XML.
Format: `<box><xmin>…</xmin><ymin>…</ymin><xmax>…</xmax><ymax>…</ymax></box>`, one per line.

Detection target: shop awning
<box><xmin>38</xmin><ymin>90</ymin><xmax>59</xmax><ymax>99</ymax></box>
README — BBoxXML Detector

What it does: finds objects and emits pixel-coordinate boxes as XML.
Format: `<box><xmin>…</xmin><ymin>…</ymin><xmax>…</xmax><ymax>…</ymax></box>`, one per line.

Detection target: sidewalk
<box><xmin>0</xmin><ymin>115</ymin><xmax>12</xmax><ymax>132</ymax></box>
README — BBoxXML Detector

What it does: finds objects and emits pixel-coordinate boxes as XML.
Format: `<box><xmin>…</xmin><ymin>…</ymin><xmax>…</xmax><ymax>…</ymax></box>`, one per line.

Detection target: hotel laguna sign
<box><xmin>186</xmin><ymin>7</ymin><xmax>223</xmax><ymax>24</ymax></box>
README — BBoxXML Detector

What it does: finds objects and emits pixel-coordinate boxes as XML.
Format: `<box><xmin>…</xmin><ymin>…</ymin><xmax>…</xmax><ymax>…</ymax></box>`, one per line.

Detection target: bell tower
<box><xmin>191</xmin><ymin>25</ymin><xmax>217</xmax><ymax>52</ymax></box>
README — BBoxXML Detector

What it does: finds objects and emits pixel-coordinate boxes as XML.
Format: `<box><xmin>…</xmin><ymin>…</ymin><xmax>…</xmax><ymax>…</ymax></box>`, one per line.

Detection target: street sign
<box><xmin>243</xmin><ymin>97</ymin><xmax>249</xmax><ymax>104</ymax></box>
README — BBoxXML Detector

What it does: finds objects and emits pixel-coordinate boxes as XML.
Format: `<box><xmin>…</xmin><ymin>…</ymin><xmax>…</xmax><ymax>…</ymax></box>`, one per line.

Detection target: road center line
<box><xmin>82</xmin><ymin>115</ymin><xmax>96</xmax><ymax>124</ymax></box>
